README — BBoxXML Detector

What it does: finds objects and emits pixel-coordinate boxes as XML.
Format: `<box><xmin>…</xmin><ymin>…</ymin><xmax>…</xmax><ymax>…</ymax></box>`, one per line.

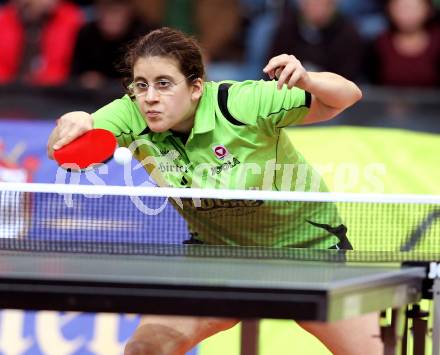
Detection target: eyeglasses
<box><xmin>128</xmin><ymin>75</ymin><xmax>195</xmax><ymax>97</ymax></box>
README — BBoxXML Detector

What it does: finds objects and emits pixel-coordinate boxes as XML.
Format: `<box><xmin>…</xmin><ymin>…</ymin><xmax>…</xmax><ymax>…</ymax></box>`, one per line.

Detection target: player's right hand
<box><xmin>52</xmin><ymin>111</ymin><xmax>93</xmax><ymax>150</ymax></box>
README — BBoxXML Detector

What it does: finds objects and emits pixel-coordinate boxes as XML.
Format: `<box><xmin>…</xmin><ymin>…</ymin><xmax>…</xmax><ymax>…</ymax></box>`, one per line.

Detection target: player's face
<box><xmin>132</xmin><ymin>56</ymin><xmax>203</xmax><ymax>134</ymax></box>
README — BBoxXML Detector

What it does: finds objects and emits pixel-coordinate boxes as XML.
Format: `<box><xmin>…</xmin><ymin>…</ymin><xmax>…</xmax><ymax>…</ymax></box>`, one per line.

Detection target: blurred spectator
<box><xmin>366</xmin><ymin>0</ymin><xmax>440</xmax><ymax>87</ymax></box>
<box><xmin>268</xmin><ymin>0</ymin><xmax>365</xmax><ymax>80</ymax></box>
<box><xmin>234</xmin><ymin>0</ymin><xmax>282</xmax><ymax>80</ymax></box>
<box><xmin>338</xmin><ymin>0</ymin><xmax>387</xmax><ymax>39</ymax></box>
<box><xmin>71</xmin><ymin>0</ymin><xmax>154</xmax><ymax>89</ymax></box>
<box><xmin>131</xmin><ymin>0</ymin><xmax>244</xmax><ymax>80</ymax></box>
<box><xmin>0</xmin><ymin>0</ymin><xmax>84</xmax><ymax>85</ymax></box>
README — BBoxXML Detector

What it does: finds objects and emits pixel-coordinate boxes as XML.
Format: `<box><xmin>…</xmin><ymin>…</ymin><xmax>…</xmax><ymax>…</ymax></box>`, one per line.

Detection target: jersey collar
<box><xmin>192</xmin><ymin>82</ymin><xmax>216</xmax><ymax>135</ymax></box>
<box><xmin>138</xmin><ymin>127</ymin><xmax>172</xmax><ymax>143</ymax></box>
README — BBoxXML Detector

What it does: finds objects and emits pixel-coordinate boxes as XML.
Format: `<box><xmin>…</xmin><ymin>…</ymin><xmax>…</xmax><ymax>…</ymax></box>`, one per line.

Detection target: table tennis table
<box><xmin>0</xmin><ymin>243</ymin><xmax>438</xmax><ymax>355</ymax></box>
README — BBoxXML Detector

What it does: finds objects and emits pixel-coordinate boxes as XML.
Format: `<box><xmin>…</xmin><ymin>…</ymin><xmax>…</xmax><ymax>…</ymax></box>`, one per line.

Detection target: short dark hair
<box><xmin>121</xmin><ymin>27</ymin><xmax>205</xmax><ymax>92</ymax></box>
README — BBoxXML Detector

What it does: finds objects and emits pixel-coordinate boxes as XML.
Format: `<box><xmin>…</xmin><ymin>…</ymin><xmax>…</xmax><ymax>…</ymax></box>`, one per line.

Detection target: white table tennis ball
<box><xmin>113</xmin><ymin>147</ymin><xmax>132</xmax><ymax>165</ymax></box>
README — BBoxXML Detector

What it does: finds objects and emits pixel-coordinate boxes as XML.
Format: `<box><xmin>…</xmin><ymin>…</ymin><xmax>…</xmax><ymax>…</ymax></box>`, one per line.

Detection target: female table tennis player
<box><xmin>48</xmin><ymin>27</ymin><xmax>382</xmax><ymax>355</ymax></box>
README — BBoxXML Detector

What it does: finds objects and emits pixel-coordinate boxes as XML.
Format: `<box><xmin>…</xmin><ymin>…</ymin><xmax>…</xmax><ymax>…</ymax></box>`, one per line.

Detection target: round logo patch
<box><xmin>212</xmin><ymin>145</ymin><xmax>229</xmax><ymax>160</ymax></box>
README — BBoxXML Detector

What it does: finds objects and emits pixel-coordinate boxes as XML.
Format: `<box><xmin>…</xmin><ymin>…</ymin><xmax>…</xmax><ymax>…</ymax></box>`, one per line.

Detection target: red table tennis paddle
<box><xmin>53</xmin><ymin>128</ymin><xmax>117</xmax><ymax>171</ymax></box>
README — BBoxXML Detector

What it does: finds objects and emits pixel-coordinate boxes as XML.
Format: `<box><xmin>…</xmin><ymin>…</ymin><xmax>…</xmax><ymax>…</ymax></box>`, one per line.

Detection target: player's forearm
<box><xmin>300</xmin><ymin>72</ymin><xmax>362</xmax><ymax>110</ymax></box>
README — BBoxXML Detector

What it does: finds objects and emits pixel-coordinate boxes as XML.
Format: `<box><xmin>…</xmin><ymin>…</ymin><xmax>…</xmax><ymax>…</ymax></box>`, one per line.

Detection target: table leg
<box><xmin>408</xmin><ymin>304</ymin><xmax>428</xmax><ymax>355</ymax></box>
<box><xmin>432</xmin><ymin>279</ymin><xmax>440</xmax><ymax>355</ymax></box>
<box><xmin>381</xmin><ymin>308</ymin><xmax>405</xmax><ymax>355</ymax></box>
<box><xmin>240</xmin><ymin>319</ymin><xmax>260</xmax><ymax>355</ymax></box>
<box><xmin>413</xmin><ymin>316</ymin><xmax>427</xmax><ymax>355</ymax></box>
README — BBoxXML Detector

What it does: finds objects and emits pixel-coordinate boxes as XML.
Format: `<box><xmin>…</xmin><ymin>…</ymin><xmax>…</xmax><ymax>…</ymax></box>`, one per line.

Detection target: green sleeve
<box><xmin>226</xmin><ymin>80</ymin><xmax>310</xmax><ymax>128</ymax></box>
<box><xmin>92</xmin><ymin>95</ymin><xmax>143</xmax><ymax>147</ymax></box>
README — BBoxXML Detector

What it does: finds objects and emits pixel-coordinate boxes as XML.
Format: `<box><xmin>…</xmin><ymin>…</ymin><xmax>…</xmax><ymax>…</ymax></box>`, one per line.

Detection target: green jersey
<box><xmin>93</xmin><ymin>80</ymin><xmax>342</xmax><ymax>248</ymax></box>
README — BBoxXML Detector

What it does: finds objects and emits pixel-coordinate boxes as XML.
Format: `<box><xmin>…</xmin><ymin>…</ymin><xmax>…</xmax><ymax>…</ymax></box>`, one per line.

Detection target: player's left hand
<box><xmin>263</xmin><ymin>54</ymin><xmax>310</xmax><ymax>91</ymax></box>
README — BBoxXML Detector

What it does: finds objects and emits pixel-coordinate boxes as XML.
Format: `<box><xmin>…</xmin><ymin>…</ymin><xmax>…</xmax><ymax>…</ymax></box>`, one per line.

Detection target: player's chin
<box><xmin>146</xmin><ymin>120</ymin><xmax>170</xmax><ymax>133</ymax></box>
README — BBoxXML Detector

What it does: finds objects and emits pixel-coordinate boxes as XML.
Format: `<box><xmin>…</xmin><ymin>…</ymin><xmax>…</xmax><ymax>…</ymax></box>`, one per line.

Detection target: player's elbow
<box><xmin>333</xmin><ymin>81</ymin><xmax>363</xmax><ymax>111</ymax></box>
<box><xmin>345</xmin><ymin>82</ymin><xmax>363</xmax><ymax>109</ymax></box>
<box><xmin>329</xmin><ymin>85</ymin><xmax>362</xmax><ymax>121</ymax></box>
<box><xmin>353</xmin><ymin>85</ymin><xmax>363</xmax><ymax>104</ymax></box>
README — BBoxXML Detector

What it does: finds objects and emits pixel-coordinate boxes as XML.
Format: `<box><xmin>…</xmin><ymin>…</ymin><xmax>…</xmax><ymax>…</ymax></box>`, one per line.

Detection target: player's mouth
<box><xmin>146</xmin><ymin>111</ymin><xmax>161</xmax><ymax>119</ymax></box>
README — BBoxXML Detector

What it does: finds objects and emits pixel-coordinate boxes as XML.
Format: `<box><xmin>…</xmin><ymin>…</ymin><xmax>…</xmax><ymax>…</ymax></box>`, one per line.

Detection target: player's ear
<box><xmin>191</xmin><ymin>78</ymin><xmax>203</xmax><ymax>101</ymax></box>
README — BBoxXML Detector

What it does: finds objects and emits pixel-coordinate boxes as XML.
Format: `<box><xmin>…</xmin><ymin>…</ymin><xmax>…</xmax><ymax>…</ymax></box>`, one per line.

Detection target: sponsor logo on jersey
<box><xmin>212</xmin><ymin>145</ymin><xmax>229</xmax><ymax>160</ymax></box>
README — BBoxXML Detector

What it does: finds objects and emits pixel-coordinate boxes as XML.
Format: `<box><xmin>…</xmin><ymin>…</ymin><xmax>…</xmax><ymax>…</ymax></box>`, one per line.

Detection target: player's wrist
<box><xmin>295</xmin><ymin>73</ymin><xmax>312</xmax><ymax>92</ymax></box>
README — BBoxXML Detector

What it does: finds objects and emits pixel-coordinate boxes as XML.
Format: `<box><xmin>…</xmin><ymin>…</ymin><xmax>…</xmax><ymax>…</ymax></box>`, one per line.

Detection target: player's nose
<box><xmin>144</xmin><ymin>86</ymin><xmax>160</xmax><ymax>103</ymax></box>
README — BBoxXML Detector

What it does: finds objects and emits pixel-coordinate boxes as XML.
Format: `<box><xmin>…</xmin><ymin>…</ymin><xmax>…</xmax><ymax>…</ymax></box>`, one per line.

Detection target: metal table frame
<box><xmin>0</xmin><ymin>250</ymin><xmax>432</xmax><ymax>354</ymax></box>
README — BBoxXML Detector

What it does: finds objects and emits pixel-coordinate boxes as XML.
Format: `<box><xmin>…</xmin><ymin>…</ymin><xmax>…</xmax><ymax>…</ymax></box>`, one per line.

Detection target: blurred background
<box><xmin>0</xmin><ymin>0</ymin><xmax>438</xmax><ymax>129</ymax></box>
<box><xmin>0</xmin><ymin>0</ymin><xmax>439</xmax><ymax>354</ymax></box>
